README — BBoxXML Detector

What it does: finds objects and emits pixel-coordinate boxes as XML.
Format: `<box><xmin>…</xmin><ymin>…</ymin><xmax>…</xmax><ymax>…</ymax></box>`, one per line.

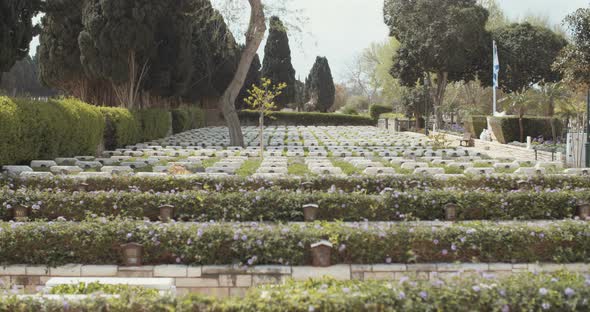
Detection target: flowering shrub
<box><xmin>0</xmin><ymin>273</ymin><xmax>588</xmax><ymax>311</ymax></box>
<box><xmin>0</xmin><ymin>220</ymin><xmax>587</xmax><ymax>266</ymax></box>
<box><xmin>0</xmin><ymin>188</ymin><xmax>585</xmax><ymax>222</ymax></box>
<box><xmin>3</xmin><ymin>174</ymin><xmax>590</xmax><ymax>195</ymax></box>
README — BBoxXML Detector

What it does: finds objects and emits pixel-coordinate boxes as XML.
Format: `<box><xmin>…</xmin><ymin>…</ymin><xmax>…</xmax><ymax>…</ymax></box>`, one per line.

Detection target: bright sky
<box><xmin>29</xmin><ymin>0</ymin><xmax>589</xmax><ymax>83</ymax></box>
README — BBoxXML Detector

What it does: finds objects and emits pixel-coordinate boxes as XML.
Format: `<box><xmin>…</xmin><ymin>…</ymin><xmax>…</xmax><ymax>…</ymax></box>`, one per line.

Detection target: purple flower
<box><xmin>398</xmin><ymin>291</ymin><xmax>406</xmax><ymax>299</ymax></box>
<box><xmin>539</xmin><ymin>288</ymin><xmax>548</xmax><ymax>296</ymax></box>
<box><xmin>451</xmin><ymin>244</ymin><xmax>457</xmax><ymax>251</ymax></box>
<box><xmin>433</xmin><ymin>239</ymin><xmax>439</xmax><ymax>245</ymax></box>
<box><xmin>542</xmin><ymin>303</ymin><xmax>550</xmax><ymax>310</ymax></box>
<box><xmin>342</xmin><ymin>287</ymin><xmax>350</xmax><ymax>293</ymax></box>
<box><xmin>419</xmin><ymin>291</ymin><xmax>428</xmax><ymax>299</ymax></box>
<box><xmin>126</xmin><ymin>233</ymin><xmax>132</xmax><ymax>239</ymax></box>
<box><xmin>338</xmin><ymin>244</ymin><xmax>346</xmax><ymax>252</ymax></box>
<box><xmin>472</xmin><ymin>286</ymin><xmax>481</xmax><ymax>292</ymax></box>
<box><xmin>241</xmin><ymin>235</ymin><xmax>248</xmax><ymax>241</ymax></box>
<box><xmin>564</xmin><ymin>287</ymin><xmax>575</xmax><ymax>297</ymax></box>
<box><xmin>441</xmin><ymin>249</ymin><xmax>448</xmax><ymax>256</ymax></box>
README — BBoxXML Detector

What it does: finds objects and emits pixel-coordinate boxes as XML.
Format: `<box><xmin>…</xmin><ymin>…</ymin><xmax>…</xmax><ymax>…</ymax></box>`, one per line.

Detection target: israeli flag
<box><xmin>493</xmin><ymin>41</ymin><xmax>500</xmax><ymax>88</ymax></box>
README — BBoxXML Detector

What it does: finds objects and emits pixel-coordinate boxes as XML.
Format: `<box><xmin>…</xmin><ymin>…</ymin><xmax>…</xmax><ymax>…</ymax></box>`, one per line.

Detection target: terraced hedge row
<box><xmin>0</xmin><ymin>188</ymin><xmax>585</xmax><ymax>222</ymax></box>
<box><xmin>2</xmin><ymin>273</ymin><xmax>589</xmax><ymax>311</ymax></box>
<box><xmin>0</xmin><ymin>220</ymin><xmax>587</xmax><ymax>266</ymax></box>
<box><xmin>4</xmin><ymin>174</ymin><xmax>590</xmax><ymax>194</ymax></box>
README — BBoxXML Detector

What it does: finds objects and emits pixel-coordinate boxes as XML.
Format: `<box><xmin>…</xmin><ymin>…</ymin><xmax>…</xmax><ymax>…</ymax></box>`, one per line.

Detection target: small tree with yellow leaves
<box><xmin>245</xmin><ymin>78</ymin><xmax>287</xmax><ymax>158</ymax></box>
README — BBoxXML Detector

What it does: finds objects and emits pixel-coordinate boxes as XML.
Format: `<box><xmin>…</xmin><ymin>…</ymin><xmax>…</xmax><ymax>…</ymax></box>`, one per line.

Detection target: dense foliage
<box><xmin>1</xmin><ymin>273</ymin><xmax>589</xmax><ymax>311</ymax></box>
<box><xmin>304</xmin><ymin>57</ymin><xmax>336</xmax><ymax>112</ymax></box>
<box><xmin>492</xmin><ymin>23</ymin><xmax>567</xmax><ymax>93</ymax></box>
<box><xmin>369</xmin><ymin>104</ymin><xmax>393</xmax><ymax>120</ymax></box>
<box><xmin>384</xmin><ymin>0</ymin><xmax>489</xmax><ymax>127</ymax></box>
<box><xmin>5</xmin><ymin>174</ymin><xmax>590</xmax><ymax>194</ymax></box>
<box><xmin>0</xmin><ymin>97</ymin><xmax>204</xmax><ymax>165</ymax></box>
<box><xmin>0</xmin><ymin>55</ymin><xmax>56</xmax><ymax>97</ymax></box>
<box><xmin>0</xmin><ymin>97</ymin><xmax>104</xmax><ymax>166</ymax></box>
<box><xmin>39</xmin><ymin>0</ymin><xmax>239</xmax><ymax>108</ymax></box>
<box><xmin>0</xmin><ymin>0</ymin><xmax>40</xmax><ymax>83</ymax></box>
<box><xmin>0</xmin><ymin>220</ymin><xmax>587</xmax><ymax>266</ymax></box>
<box><xmin>555</xmin><ymin>8</ymin><xmax>590</xmax><ymax>88</ymax></box>
<box><xmin>489</xmin><ymin>116</ymin><xmax>564</xmax><ymax>144</ymax></box>
<box><xmin>0</xmin><ymin>187</ymin><xmax>587</xmax><ymax>222</ymax></box>
<box><xmin>49</xmin><ymin>282</ymin><xmax>159</xmax><ymax>296</ymax></box>
<box><xmin>261</xmin><ymin>17</ymin><xmax>296</xmax><ymax>108</ymax></box>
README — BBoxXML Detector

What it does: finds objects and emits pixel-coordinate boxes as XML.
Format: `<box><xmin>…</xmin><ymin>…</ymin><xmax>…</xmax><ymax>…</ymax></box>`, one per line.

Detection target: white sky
<box><xmin>29</xmin><ymin>0</ymin><xmax>589</xmax><ymax>83</ymax></box>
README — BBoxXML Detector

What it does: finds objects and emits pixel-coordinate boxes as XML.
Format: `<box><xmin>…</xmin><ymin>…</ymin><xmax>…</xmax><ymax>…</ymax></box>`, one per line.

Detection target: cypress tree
<box><xmin>305</xmin><ymin>56</ymin><xmax>335</xmax><ymax>112</ymax></box>
<box><xmin>261</xmin><ymin>16</ymin><xmax>296</xmax><ymax>109</ymax></box>
<box><xmin>0</xmin><ymin>0</ymin><xmax>40</xmax><ymax>83</ymax></box>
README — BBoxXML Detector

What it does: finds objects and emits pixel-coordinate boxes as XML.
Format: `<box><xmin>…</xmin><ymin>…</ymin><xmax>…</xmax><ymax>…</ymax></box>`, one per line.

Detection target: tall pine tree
<box><xmin>261</xmin><ymin>16</ymin><xmax>296</xmax><ymax>109</ymax></box>
<box><xmin>305</xmin><ymin>56</ymin><xmax>335</xmax><ymax>112</ymax></box>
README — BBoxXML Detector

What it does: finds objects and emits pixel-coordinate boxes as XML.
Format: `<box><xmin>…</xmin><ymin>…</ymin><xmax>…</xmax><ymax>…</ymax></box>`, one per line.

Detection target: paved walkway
<box><xmin>405</xmin><ymin>132</ymin><xmax>557</xmax><ymax>162</ymax></box>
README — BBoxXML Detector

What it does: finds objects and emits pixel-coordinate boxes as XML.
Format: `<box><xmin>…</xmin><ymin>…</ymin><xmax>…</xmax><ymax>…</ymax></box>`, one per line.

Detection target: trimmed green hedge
<box><xmin>99</xmin><ymin>107</ymin><xmax>142</xmax><ymax>150</ymax></box>
<box><xmin>369</xmin><ymin>104</ymin><xmax>392</xmax><ymax>120</ymax></box>
<box><xmin>464</xmin><ymin>115</ymin><xmax>488</xmax><ymax>137</ymax></box>
<box><xmin>0</xmin><ymin>96</ymin><xmax>205</xmax><ymax>165</ymax></box>
<box><xmin>0</xmin><ymin>97</ymin><xmax>104</xmax><ymax>166</ymax></box>
<box><xmin>132</xmin><ymin>108</ymin><xmax>171</xmax><ymax>142</ymax></box>
<box><xmin>5</xmin><ymin>174</ymin><xmax>590</xmax><ymax>194</ymax></box>
<box><xmin>0</xmin><ymin>220</ymin><xmax>587</xmax><ymax>266</ymax></box>
<box><xmin>489</xmin><ymin>116</ymin><xmax>563</xmax><ymax>144</ymax></box>
<box><xmin>0</xmin><ymin>188</ymin><xmax>585</xmax><ymax>222</ymax></box>
<box><xmin>238</xmin><ymin>110</ymin><xmax>376</xmax><ymax>126</ymax></box>
<box><xmin>171</xmin><ymin>106</ymin><xmax>205</xmax><ymax>134</ymax></box>
<box><xmin>1</xmin><ymin>273</ymin><xmax>588</xmax><ymax>311</ymax></box>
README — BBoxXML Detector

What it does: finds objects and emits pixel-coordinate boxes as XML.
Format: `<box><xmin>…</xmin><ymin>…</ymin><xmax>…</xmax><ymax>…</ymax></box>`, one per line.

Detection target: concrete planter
<box><xmin>303</xmin><ymin>204</ymin><xmax>319</xmax><ymax>222</ymax></box>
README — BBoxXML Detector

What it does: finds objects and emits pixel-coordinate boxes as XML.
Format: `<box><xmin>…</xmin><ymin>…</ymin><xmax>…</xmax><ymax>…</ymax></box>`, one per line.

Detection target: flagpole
<box><xmin>492</xmin><ymin>41</ymin><xmax>497</xmax><ymax>116</ymax></box>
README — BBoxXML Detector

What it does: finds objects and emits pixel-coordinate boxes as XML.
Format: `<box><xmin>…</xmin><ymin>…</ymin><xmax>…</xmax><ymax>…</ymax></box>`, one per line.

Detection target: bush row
<box><xmin>5</xmin><ymin>174</ymin><xmax>590</xmax><ymax>194</ymax></box>
<box><xmin>369</xmin><ymin>104</ymin><xmax>392</xmax><ymax>120</ymax></box>
<box><xmin>238</xmin><ymin>110</ymin><xmax>376</xmax><ymax>126</ymax></box>
<box><xmin>0</xmin><ymin>220</ymin><xmax>587</xmax><ymax>266</ymax></box>
<box><xmin>0</xmin><ymin>96</ymin><xmax>205</xmax><ymax>165</ymax></box>
<box><xmin>0</xmin><ymin>188</ymin><xmax>586</xmax><ymax>222</ymax></box>
<box><xmin>2</xmin><ymin>273</ymin><xmax>589</xmax><ymax>311</ymax></box>
<box><xmin>171</xmin><ymin>106</ymin><xmax>205</xmax><ymax>134</ymax></box>
<box><xmin>489</xmin><ymin>116</ymin><xmax>563</xmax><ymax>144</ymax></box>
<box><xmin>0</xmin><ymin>97</ymin><xmax>104</xmax><ymax>166</ymax></box>
<box><xmin>0</xmin><ymin>189</ymin><xmax>590</xmax><ymax>222</ymax></box>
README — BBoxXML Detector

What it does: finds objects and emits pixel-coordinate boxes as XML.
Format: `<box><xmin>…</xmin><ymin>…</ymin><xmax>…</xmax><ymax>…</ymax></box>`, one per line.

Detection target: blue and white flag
<box><xmin>493</xmin><ymin>41</ymin><xmax>500</xmax><ymax>88</ymax></box>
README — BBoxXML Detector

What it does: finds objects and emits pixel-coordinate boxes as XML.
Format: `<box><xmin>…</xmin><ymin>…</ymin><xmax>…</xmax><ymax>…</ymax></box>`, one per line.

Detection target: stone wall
<box><xmin>2</xmin><ymin>263</ymin><xmax>588</xmax><ymax>298</ymax></box>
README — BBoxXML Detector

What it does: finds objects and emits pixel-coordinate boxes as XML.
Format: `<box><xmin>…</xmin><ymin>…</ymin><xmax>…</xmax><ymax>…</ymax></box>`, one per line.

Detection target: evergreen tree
<box><xmin>0</xmin><ymin>55</ymin><xmax>56</xmax><ymax>97</ymax></box>
<box><xmin>0</xmin><ymin>0</ymin><xmax>41</xmax><ymax>83</ymax></box>
<box><xmin>261</xmin><ymin>16</ymin><xmax>296</xmax><ymax>109</ymax></box>
<box><xmin>305</xmin><ymin>56</ymin><xmax>335</xmax><ymax>112</ymax></box>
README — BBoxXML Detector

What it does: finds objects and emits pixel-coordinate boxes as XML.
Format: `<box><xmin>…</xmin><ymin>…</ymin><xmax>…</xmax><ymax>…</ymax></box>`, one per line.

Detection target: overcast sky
<box><xmin>30</xmin><ymin>0</ymin><xmax>589</xmax><ymax>83</ymax></box>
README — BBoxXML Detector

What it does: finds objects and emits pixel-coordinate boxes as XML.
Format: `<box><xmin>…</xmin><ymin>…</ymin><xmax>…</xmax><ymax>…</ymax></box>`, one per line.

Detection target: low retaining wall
<box><xmin>2</xmin><ymin>263</ymin><xmax>588</xmax><ymax>297</ymax></box>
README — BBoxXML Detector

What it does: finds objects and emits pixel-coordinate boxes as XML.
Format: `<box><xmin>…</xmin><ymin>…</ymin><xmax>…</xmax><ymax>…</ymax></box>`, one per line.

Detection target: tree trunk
<box><xmin>220</xmin><ymin>0</ymin><xmax>267</xmax><ymax>147</ymax></box>
<box><xmin>428</xmin><ymin>72</ymin><xmax>449</xmax><ymax>130</ymax></box>
<box><xmin>519</xmin><ymin>113</ymin><xmax>525</xmax><ymax>143</ymax></box>
<box><xmin>548</xmin><ymin>97</ymin><xmax>557</xmax><ymax>142</ymax></box>
<box><xmin>259</xmin><ymin>110</ymin><xmax>264</xmax><ymax>159</ymax></box>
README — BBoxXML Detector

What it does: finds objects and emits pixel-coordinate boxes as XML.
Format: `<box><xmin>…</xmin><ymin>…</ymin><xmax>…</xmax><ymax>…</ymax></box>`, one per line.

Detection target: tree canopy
<box><xmin>490</xmin><ymin>22</ymin><xmax>567</xmax><ymax>94</ymax></box>
<box><xmin>304</xmin><ymin>56</ymin><xmax>335</xmax><ymax>113</ymax></box>
<box><xmin>555</xmin><ymin>8</ymin><xmax>590</xmax><ymax>89</ymax></box>
<box><xmin>0</xmin><ymin>0</ymin><xmax>41</xmax><ymax>82</ymax></box>
<box><xmin>261</xmin><ymin>16</ymin><xmax>296</xmax><ymax>108</ymax></box>
<box><xmin>384</xmin><ymin>0</ymin><xmax>490</xmax><ymax>127</ymax></box>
